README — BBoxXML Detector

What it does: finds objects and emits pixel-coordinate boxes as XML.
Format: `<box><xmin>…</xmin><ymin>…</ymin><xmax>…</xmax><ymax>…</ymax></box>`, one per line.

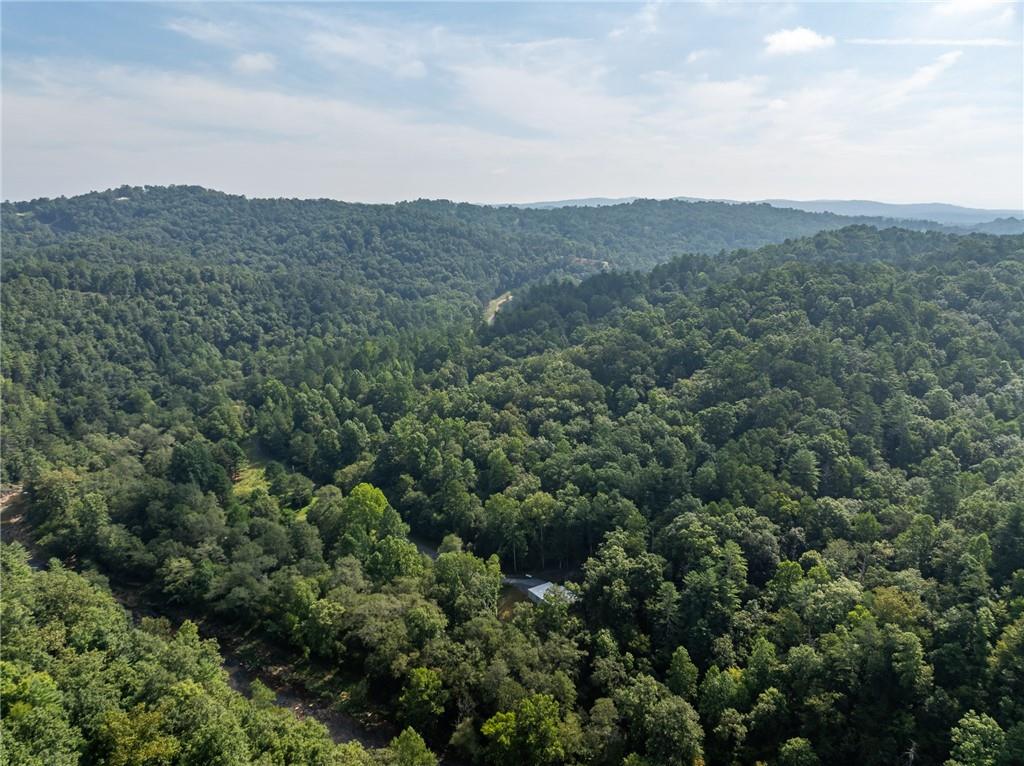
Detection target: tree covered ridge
<box><xmin>0</xmin><ymin>187</ymin><xmax>1003</xmax><ymax>482</ymax></box>
<box><xmin>2</xmin><ymin>184</ymin><xmax>941</xmax><ymax>255</ymax></box>
<box><xmin>0</xmin><ymin>543</ymin><xmax>435</xmax><ymax>766</ymax></box>
<box><xmin>0</xmin><ymin>184</ymin><xmax>948</xmax><ymax>327</ymax></box>
<box><xmin>2</xmin><ymin>202</ymin><xmax>1024</xmax><ymax>765</ymax></box>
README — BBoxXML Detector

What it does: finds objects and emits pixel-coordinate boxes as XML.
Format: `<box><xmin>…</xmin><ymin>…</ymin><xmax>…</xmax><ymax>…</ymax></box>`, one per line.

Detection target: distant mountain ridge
<box><xmin>513</xmin><ymin>195</ymin><xmax>1024</xmax><ymax>228</ymax></box>
<box><xmin>761</xmin><ymin>199</ymin><xmax>1024</xmax><ymax>226</ymax></box>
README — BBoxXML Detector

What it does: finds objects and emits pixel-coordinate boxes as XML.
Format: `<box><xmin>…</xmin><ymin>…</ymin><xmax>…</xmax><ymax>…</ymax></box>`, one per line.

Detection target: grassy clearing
<box><xmin>234</xmin><ymin>465</ymin><xmax>270</xmax><ymax>498</ymax></box>
<box><xmin>295</xmin><ymin>496</ymin><xmax>317</xmax><ymax>522</ymax></box>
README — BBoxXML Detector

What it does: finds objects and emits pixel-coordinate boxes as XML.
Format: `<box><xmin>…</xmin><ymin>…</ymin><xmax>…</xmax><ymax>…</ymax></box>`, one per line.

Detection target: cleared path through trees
<box><xmin>483</xmin><ymin>291</ymin><xmax>513</xmax><ymax>324</ymax></box>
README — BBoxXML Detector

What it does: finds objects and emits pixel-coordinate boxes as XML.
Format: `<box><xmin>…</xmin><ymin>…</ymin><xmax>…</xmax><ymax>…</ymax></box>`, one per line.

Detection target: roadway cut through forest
<box><xmin>483</xmin><ymin>291</ymin><xmax>513</xmax><ymax>324</ymax></box>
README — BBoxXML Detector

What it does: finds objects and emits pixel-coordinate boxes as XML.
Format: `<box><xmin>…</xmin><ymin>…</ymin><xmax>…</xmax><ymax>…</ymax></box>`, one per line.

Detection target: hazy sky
<box><xmin>3</xmin><ymin>1</ymin><xmax>1022</xmax><ymax>207</ymax></box>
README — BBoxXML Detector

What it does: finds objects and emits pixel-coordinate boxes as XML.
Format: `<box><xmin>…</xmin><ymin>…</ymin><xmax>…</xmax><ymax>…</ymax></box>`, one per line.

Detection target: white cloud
<box><xmin>930</xmin><ymin>0</ymin><xmax>1017</xmax><ymax>29</ymax></box>
<box><xmin>307</xmin><ymin>29</ymin><xmax>427</xmax><ymax>78</ymax></box>
<box><xmin>3</xmin><ymin>3</ymin><xmax>1021</xmax><ymax>209</ymax></box>
<box><xmin>848</xmin><ymin>37</ymin><xmax>1016</xmax><ymax>46</ymax></box>
<box><xmin>609</xmin><ymin>2</ymin><xmax>661</xmax><ymax>39</ymax></box>
<box><xmin>1</xmin><ymin>61</ymin><xmax>537</xmax><ymax>201</ymax></box>
<box><xmin>991</xmin><ymin>6</ymin><xmax>1018</xmax><ymax>25</ymax></box>
<box><xmin>686</xmin><ymin>49</ymin><xmax>712</xmax><ymax>64</ymax></box>
<box><xmin>233</xmin><ymin>53</ymin><xmax>276</xmax><ymax>75</ymax></box>
<box><xmin>764</xmin><ymin>27</ymin><xmax>836</xmax><ymax>55</ymax></box>
<box><xmin>165</xmin><ymin>18</ymin><xmax>239</xmax><ymax>47</ymax></box>
<box><xmin>450</xmin><ymin>64</ymin><xmax>635</xmax><ymax>138</ymax></box>
<box><xmin>901</xmin><ymin>50</ymin><xmax>963</xmax><ymax>93</ymax></box>
<box><xmin>4</xmin><ymin>56</ymin><xmax>1019</xmax><ymax>207</ymax></box>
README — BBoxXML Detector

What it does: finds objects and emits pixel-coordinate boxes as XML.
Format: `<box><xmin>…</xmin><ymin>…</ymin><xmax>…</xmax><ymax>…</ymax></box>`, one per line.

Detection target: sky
<box><xmin>2</xmin><ymin>1</ymin><xmax>1022</xmax><ymax>207</ymax></box>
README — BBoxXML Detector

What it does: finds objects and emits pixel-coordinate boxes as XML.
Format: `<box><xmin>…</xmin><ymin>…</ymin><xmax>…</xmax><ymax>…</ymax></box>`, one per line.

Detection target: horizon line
<box><xmin>4</xmin><ymin>183</ymin><xmax>1023</xmax><ymax>213</ymax></box>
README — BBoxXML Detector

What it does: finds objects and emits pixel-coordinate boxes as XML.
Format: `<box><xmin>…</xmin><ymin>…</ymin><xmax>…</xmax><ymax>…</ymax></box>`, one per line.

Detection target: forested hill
<box><xmin>488</xmin><ymin>225</ymin><xmax>1024</xmax><ymax>348</ymax></box>
<box><xmin>3</xmin><ymin>184</ymin><xmax>939</xmax><ymax>308</ymax></box>
<box><xmin>2</xmin><ymin>186</ymin><xmax>941</xmax><ymax>481</ymax></box>
<box><xmin>4</xmin><ymin>207</ymin><xmax>1024</xmax><ymax>765</ymax></box>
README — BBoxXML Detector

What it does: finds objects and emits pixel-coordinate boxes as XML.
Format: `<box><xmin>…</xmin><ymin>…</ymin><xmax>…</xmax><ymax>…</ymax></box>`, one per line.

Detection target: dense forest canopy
<box><xmin>2</xmin><ymin>186</ymin><xmax>945</xmax><ymax>480</ymax></box>
<box><xmin>2</xmin><ymin>188</ymin><xmax>1023</xmax><ymax>766</ymax></box>
<box><xmin>1</xmin><ymin>544</ymin><xmax>430</xmax><ymax>766</ymax></box>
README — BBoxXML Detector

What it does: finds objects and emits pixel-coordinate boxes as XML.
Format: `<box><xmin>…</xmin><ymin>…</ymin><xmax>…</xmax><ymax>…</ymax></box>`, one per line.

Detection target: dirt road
<box><xmin>483</xmin><ymin>291</ymin><xmax>513</xmax><ymax>324</ymax></box>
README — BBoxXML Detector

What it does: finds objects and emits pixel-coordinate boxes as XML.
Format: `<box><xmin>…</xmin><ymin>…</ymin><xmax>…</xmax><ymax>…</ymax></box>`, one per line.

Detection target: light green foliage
<box><xmin>0</xmin><ymin>662</ymin><xmax>82</xmax><ymax>766</ymax></box>
<box><xmin>368</xmin><ymin>535</ymin><xmax>425</xmax><ymax>583</ymax></box>
<box><xmin>96</xmin><ymin>705</ymin><xmax>181</xmax><ymax>766</ymax></box>
<box><xmin>0</xmin><ymin>544</ymin><xmax>372</xmax><ymax>766</ymax></box>
<box><xmin>482</xmin><ymin>693</ymin><xmax>570</xmax><ymax>766</ymax></box>
<box><xmin>778</xmin><ymin>737</ymin><xmax>820</xmax><ymax>766</ymax></box>
<box><xmin>384</xmin><ymin>728</ymin><xmax>437</xmax><ymax>766</ymax></box>
<box><xmin>945</xmin><ymin>712</ymin><xmax>1005</xmax><ymax>766</ymax></box>
<box><xmin>399</xmin><ymin>667</ymin><xmax>447</xmax><ymax>733</ymax></box>
<box><xmin>431</xmin><ymin>549</ymin><xmax>503</xmax><ymax>623</ymax></box>
<box><xmin>667</xmin><ymin>646</ymin><xmax>699</xmax><ymax>701</ymax></box>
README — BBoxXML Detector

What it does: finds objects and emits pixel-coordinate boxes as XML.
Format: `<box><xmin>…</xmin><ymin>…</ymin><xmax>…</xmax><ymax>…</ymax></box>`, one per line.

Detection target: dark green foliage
<box><xmin>4</xmin><ymin>189</ymin><xmax>1024</xmax><ymax>765</ymax></box>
